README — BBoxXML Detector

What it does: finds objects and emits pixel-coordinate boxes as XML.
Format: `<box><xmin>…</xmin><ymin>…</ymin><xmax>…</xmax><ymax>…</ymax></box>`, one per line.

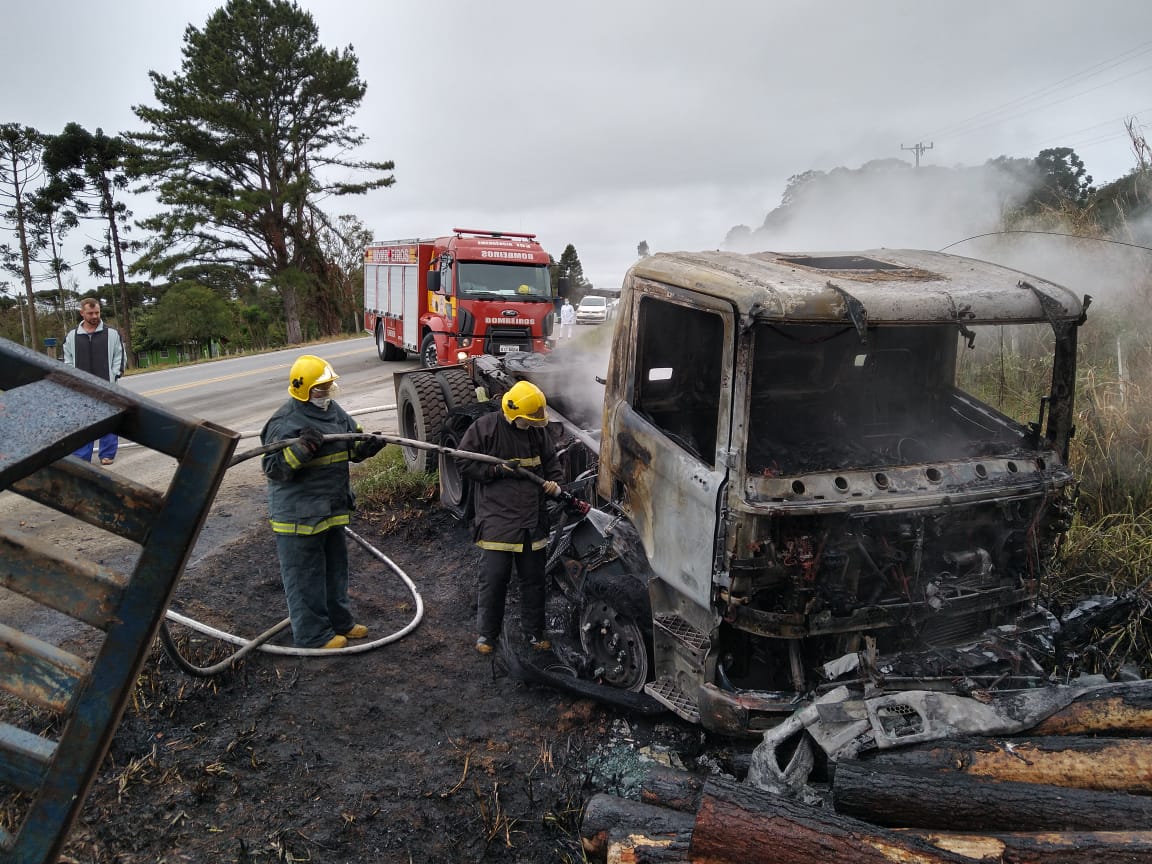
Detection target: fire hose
<box><xmin>159</xmin><ymin>431</ymin><xmax>588</xmax><ymax>675</ymax></box>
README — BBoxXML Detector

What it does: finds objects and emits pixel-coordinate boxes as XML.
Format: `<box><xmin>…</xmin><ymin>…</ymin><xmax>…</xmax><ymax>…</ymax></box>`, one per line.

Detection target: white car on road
<box><xmin>576</xmin><ymin>295</ymin><xmax>608</xmax><ymax>324</ymax></box>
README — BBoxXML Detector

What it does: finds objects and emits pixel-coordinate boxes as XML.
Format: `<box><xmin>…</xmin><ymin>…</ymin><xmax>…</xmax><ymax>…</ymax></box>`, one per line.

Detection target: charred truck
<box><xmin>364</xmin><ymin>228</ymin><xmax>555</xmax><ymax>368</ymax></box>
<box><xmin>395</xmin><ymin>250</ymin><xmax>1087</xmax><ymax>734</ymax></box>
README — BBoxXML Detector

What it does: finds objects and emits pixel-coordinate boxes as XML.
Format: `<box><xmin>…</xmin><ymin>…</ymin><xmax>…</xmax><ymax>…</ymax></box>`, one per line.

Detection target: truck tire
<box><xmin>438</xmin><ymin>422</ymin><xmax>470</xmax><ymax>519</ymax></box>
<box><xmin>376</xmin><ymin>323</ymin><xmax>405</xmax><ymax>361</ymax></box>
<box><xmin>435</xmin><ymin>367</ymin><xmax>478</xmax><ymax>411</ymax></box>
<box><xmin>438</xmin><ymin>402</ymin><xmax>497</xmax><ymax>520</ymax></box>
<box><xmin>420</xmin><ymin>333</ymin><xmax>439</xmax><ymax>369</ymax></box>
<box><xmin>396</xmin><ymin>372</ymin><xmax>448</xmax><ymax>474</ymax></box>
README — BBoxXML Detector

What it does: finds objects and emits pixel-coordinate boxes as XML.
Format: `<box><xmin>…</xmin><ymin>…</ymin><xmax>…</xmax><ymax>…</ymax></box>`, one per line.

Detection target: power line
<box><xmin>921</xmin><ymin>39</ymin><xmax>1152</xmax><ymax>142</ymax></box>
<box><xmin>934</xmin><ymin>61</ymin><xmax>1152</xmax><ymax>144</ymax></box>
<box><xmin>939</xmin><ymin>230</ymin><xmax>1152</xmax><ymax>254</ymax></box>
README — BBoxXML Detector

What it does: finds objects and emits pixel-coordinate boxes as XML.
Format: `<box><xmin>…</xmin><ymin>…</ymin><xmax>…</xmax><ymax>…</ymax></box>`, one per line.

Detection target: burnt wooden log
<box><xmin>832</xmin><ymin>759</ymin><xmax>1152</xmax><ymax>831</ymax></box>
<box><xmin>864</xmin><ymin>735</ymin><xmax>1152</xmax><ymax>792</ymax></box>
<box><xmin>637</xmin><ymin>762</ymin><xmax>705</xmax><ymax>813</ymax></box>
<box><xmin>605</xmin><ymin>827</ymin><xmax>692</xmax><ymax>863</ymax></box>
<box><xmin>689</xmin><ymin>777</ymin><xmax>973</xmax><ymax>864</ymax></box>
<box><xmin>902</xmin><ymin>829</ymin><xmax>1152</xmax><ymax>863</ymax></box>
<box><xmin>581</xmin><ymin>793</ymin><xmax>695</xmax><ymax>860</ymax></box>
<box><xmin>1030</xmin><ymin>682</ymin><xmax>1152</xmax><ymax>736</ymax></box>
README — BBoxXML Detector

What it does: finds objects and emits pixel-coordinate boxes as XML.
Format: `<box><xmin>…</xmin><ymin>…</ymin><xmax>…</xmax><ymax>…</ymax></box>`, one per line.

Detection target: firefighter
<box><xmin>457</xmin><ymin>380</ymin><xmax>564</xmax><ymax>654</ymax></box>
<box><xmin>261</xmin><ymin>355</ymin><xmax>385</xmax><ymax>649</ymax></box>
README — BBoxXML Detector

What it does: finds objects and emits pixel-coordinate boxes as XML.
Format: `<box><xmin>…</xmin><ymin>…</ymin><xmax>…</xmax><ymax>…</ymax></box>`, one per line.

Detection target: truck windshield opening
<box><xmin>746</xmin><ymin>322</ymin><xmax>1033</xmax><ymax>475</ymax></box>
<box><xmin>457</xmin><ymin>262</ymin><xmax>552</xmax><ymax>299</ymax></box>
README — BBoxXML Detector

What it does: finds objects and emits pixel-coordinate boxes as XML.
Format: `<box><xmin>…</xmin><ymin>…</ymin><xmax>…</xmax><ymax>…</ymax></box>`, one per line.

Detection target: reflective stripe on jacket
<box><xmin>261</xmin><ymin>398</ymin><xmax>371</xmax><ymax>536</ymax></box>
<box><xmin>456</xmin><ymin>411</ymin><xmax>563</xmax><ymax>551</ymax></box>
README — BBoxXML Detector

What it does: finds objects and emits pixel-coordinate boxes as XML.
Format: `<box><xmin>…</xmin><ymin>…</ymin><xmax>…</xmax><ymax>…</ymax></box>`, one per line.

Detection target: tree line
<box><xmin>0</xmin><ymin>0</ymin><xmax>390</xmax><ymax>366</ymax></box>
<box><xmin>727</xmin><ymin>144</ymin><xmax>1152</xmax><ymax>249</ymax></box>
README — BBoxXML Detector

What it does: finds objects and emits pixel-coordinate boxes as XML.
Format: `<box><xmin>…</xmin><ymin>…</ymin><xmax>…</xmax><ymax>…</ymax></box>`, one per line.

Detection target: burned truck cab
<box><xmin>598</xmin><ymin>250</ymin><xmax>1086</xmax><ymax>733</ymax></box>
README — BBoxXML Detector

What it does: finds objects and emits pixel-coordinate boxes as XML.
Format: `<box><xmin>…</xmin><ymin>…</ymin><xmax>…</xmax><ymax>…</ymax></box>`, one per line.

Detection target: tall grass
<box><xmin>955</xmin><ymin>306</ymin><xmax>1152</xmax><ymax>672</ymax></box>
<box><xmin>351</xmin><ymin>446</ymin><xmax>437</xmax><ymax>512</ymax></box>
<box><xmin>958</xmin><ymin>305</ymin><xmax>1152</xmax><ymax>599</ymax></box>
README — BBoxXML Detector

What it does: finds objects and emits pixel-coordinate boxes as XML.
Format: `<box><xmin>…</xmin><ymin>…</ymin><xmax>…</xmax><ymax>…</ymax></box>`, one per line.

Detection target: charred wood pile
<box><xmin>580</xmin><ymin>682</ymin><xmax>1152</xmax><ymax>863</ymax></box>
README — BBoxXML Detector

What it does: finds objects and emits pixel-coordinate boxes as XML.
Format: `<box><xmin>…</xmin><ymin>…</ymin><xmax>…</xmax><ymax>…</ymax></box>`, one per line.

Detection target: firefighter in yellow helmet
<box><xmin>260</xmin><ymin>355</ymin><xmax>385</xmax><ymax>649</ymax></box>
<box><xmin>456</xmin><ymin>380</ymin><xmax>564</xmax><ymax>654</ymax></box>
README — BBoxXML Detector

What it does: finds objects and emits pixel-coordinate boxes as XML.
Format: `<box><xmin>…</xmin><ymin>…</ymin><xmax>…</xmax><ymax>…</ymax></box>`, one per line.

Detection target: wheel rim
<box><xmin>422</xmin><ymin>339</ymin><xmax>438</xmax><ymax>368</ymax></box>
<box><xmin>439</xmin><ymin>433</ymin><xmax>466</xmax><ymax>510</ymax></box>
<box><xmin>400</xmin><ymin>400</ymin><xmax>421</xmax><ymax>469</ymax></box>
<box><xmin>401</xmin><ymin>401</ymin><xmax>417</xmax><ymax>440</ymax></box>
<box><xmin>376</xmin><ymin>327</ymin><xmax>385</xmax><ymax>356</ymax></box>
<box><xmin>579</xmin><ymin>599</ymin><xmax>649</xmax><ymax>691</ymax></box>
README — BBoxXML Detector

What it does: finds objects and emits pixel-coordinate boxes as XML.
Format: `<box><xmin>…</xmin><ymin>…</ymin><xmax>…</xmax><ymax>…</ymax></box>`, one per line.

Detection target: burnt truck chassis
<box><xmin>396</xmin><ymin>249</ymin><xmax>1089</xmax><ymax>735</ymax></box>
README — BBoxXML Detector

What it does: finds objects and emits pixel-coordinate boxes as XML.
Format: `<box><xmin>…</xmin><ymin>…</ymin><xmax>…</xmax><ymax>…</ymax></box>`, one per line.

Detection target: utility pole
<box><xmin>901</xmin><ymin>141</ymin><xmax>934</xmax><ymax>168</ymax></box>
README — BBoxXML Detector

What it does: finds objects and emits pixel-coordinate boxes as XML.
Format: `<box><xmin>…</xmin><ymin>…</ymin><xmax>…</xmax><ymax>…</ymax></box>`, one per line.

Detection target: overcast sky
<box><xmin>5</xmin><ymin>0</ymin><xmax>1152</xmax><ymax>291</ymax></box>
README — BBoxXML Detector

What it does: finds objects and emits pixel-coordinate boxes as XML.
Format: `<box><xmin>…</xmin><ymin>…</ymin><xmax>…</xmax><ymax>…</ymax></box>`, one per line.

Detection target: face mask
<box><xmin>310</xmin><ymin>395</ymin><xmax>331</xmax><ymax>411</ymax></box>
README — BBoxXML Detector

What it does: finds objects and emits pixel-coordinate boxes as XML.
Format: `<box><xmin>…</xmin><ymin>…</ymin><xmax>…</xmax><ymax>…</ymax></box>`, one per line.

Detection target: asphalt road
<box><xmin>0</xmin><ymin>336</ymin><xmax>419</xmax><ymax>639</ymax></box>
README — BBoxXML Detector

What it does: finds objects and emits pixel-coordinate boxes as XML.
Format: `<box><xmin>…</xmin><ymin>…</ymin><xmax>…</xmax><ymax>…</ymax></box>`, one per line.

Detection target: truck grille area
<box><xmin>486</xmin><ymin>327</ymin><xmax>532</xmax><ymax>355</ymax></box>
<box><xmin>719</xmin><ymin>491</ymin><xmax>1071</xmax><ymax>694</ymax></box>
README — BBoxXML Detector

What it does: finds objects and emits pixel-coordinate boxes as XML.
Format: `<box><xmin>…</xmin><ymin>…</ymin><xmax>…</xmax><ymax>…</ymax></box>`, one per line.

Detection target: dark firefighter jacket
<box><xmin>457</xmin><ymin>410</ymin><xmax>563</xmax><ymax>552</ymax></box>
<box><xmin>261</xmin><ymin>398</ymin><xmax>376</xmax><ymax>536</ymax></box>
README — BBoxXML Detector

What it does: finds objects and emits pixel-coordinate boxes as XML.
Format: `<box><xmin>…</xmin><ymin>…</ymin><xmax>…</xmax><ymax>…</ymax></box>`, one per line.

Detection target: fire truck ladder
<box><xmin>0</xmin><ymin>338</ymin><xmax>238</xmax><ymax>864</ymax></box>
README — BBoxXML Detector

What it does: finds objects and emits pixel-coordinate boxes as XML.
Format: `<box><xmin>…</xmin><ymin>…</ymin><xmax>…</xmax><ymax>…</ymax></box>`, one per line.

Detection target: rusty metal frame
<box><xmin>0</xmin><ymin>338</ymin><xmax>238</xmax><ymax>864</ymax></box>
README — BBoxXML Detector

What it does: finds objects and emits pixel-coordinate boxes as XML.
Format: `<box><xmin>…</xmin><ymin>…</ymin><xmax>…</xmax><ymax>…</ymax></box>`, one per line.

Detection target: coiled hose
<box><xmin>159</xmin><ymin>429</ymin><xmax>581</xmax><ymax>675</ymax></box>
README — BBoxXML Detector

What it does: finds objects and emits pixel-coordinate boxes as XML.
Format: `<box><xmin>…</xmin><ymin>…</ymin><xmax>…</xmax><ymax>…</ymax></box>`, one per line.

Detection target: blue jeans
<box><xmin>74</xmin><ymin>433</ymin><xmax>119</xmax><ymax>463</ymax></box>
<box><xmin>275</xmin><ymin>528</ymin><xmax>354</xmax><ymax>648</ymax></box>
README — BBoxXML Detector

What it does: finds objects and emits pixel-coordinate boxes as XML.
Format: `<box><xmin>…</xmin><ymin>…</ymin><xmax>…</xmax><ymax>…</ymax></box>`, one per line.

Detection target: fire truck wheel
<box><xmin>396</xmin><ymin>372</ymin><xmax>448</xmax><ymax>474</ymax></box>
<box><xmin>376</xmin><ymin>324</ymin><xmax>405</xmax><ymax>361</ymax></box>
<box><xmin>420</xmin><ymin>333</ymin><xmax>439</xmax><ymax>369</ymax></box>
<box><xmin>578</xmin><ymin>577</ymin><xmax>652</xmax><ymax>692</ymax></box>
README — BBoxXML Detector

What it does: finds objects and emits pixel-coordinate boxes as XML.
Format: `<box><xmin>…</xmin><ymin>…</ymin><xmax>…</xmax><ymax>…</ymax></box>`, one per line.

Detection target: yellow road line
<box><xmin>140</xmin><ymin>346</ymin><xmax>375</xmax><ymax>396</ymax></box>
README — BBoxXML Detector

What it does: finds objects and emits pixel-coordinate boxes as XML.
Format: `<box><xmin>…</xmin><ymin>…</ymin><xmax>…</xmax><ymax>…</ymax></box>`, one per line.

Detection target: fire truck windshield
<box><xmin>457</xmin><ymin>262</ymin><xmax>553</xmax><ymax>300</ymax></box>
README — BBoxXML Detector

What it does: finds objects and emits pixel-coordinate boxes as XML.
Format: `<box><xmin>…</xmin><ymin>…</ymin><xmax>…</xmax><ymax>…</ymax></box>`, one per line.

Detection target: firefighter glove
<box><xmin>358</xmin><ymin>434</ymin><xmax>386</xmax><ymax>458</ymax></box>
<box><xmin>489</xmin><ymin>460</ymin><xmax>519</xmax><ymax>479</ymax></box>
<box><xmin>295</xmin><ymin>427</ymin><xmax>325</xmax><ymax>460</ymax></box>
<box><xmin>542</xmin><ymin>480</ymin><xmax>561</xmax><ymax>498</ymax></box>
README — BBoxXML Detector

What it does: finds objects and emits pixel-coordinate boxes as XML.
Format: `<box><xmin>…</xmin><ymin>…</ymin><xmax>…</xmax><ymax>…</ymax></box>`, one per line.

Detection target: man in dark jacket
<box><xmin>261</xmin><ymin>354</ymin><xmax>384</xmax><ymax>649</ymax></box>
<box><xmin>63</xmin><ymin>298</ymin><xmax>125</xmax><ymax>465</ymax></box>
<box><xmin>457</xmin><ymin>380</ymin><xmax>564</xmax><ymax>654</ymax></box>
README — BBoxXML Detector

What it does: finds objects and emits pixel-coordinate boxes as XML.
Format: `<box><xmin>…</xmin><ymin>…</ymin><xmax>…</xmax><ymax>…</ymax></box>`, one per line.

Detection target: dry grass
<box><xmin>956</xmin><ymin>299</ymin><xmax>1152</xmax><ymax>674</ymax></box>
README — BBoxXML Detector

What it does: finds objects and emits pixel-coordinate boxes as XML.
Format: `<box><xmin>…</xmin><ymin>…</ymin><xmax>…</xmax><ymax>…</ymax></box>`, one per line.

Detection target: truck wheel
<box><xmin>578</xmin><ymin>577</ymin><xmax>652</xmax><ymax>692</ymax></box>
<box><xmin>438</xmin><ymin>423</ymin><xmax>469</xmax><ymax>519</ymax></box>
<box><xmin>435</xmin><ymin>367</ymin><xmax>478</xmax><ymax>410</ymax></box>
<box><xmin>420</xmin><ymin>333</ymin><xmax>439</xmax><ymax>369</ymax></box>
<box><xmin>396</xmin><ymin>372</ymin><xmax>448</xmax><ymax>473</ymax></box>
<box><xmin>439</xmin><ymin>403</ymin><xmax>496</xmax><ymax>520</ymax></box>
<box><xmin>376</xmin><ymin>324</ymin><xmax>404</xmax><ymax>361</ymax></box>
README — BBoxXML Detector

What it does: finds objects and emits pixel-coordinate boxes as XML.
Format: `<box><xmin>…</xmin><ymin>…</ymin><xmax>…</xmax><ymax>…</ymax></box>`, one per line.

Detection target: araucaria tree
<box><xmin>42</xmin><ymin>123</ymin><xmax>138</xmax><ymax>361</ymax></box>
<box><xmin>131</xmin><ymin>0</ymin><xmax>394</xmax><ymax>344</ymax></box>
<box><xmin>0</xmin><ymin>125</ymin><xmax>44</xmax><ymax>347</ymax></box>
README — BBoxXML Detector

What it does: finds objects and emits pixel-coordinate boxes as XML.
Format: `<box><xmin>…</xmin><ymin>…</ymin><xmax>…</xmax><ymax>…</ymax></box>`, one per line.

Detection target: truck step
<box><xmin>653</xmin><ymin>614</ymin><xmax>711</xmax><ymax>654</ymax></box>
<box><xmin>645</xmin><ymin>676</ymin><xmax>701</xmax><ymax>724</ymax></box>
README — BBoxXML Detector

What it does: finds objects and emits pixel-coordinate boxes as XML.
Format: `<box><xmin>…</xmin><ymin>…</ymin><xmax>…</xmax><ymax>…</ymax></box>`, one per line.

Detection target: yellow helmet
<box><xmin>288</xmin><ymin>354</ymin><xmax>339</xmax><ymax>401</ymax></box>
<box><xmin>502</xmin><ymin>380</ymin><xmax>548</xmax><ymax>426</ymax></box>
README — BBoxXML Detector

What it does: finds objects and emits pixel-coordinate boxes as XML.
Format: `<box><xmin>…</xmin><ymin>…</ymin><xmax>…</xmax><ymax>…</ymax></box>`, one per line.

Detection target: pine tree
<box><xmin>131</xmin><ymin>0</ymin><xmax>394</xmax><ymax>345</ymax></box>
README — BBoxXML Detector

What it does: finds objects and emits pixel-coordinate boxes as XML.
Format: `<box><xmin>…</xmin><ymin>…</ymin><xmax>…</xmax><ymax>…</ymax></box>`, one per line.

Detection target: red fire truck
<box><xmin>364</xmin><ymin>228</ymin><xmax>556</xmax><ymax>367</ymax></box>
